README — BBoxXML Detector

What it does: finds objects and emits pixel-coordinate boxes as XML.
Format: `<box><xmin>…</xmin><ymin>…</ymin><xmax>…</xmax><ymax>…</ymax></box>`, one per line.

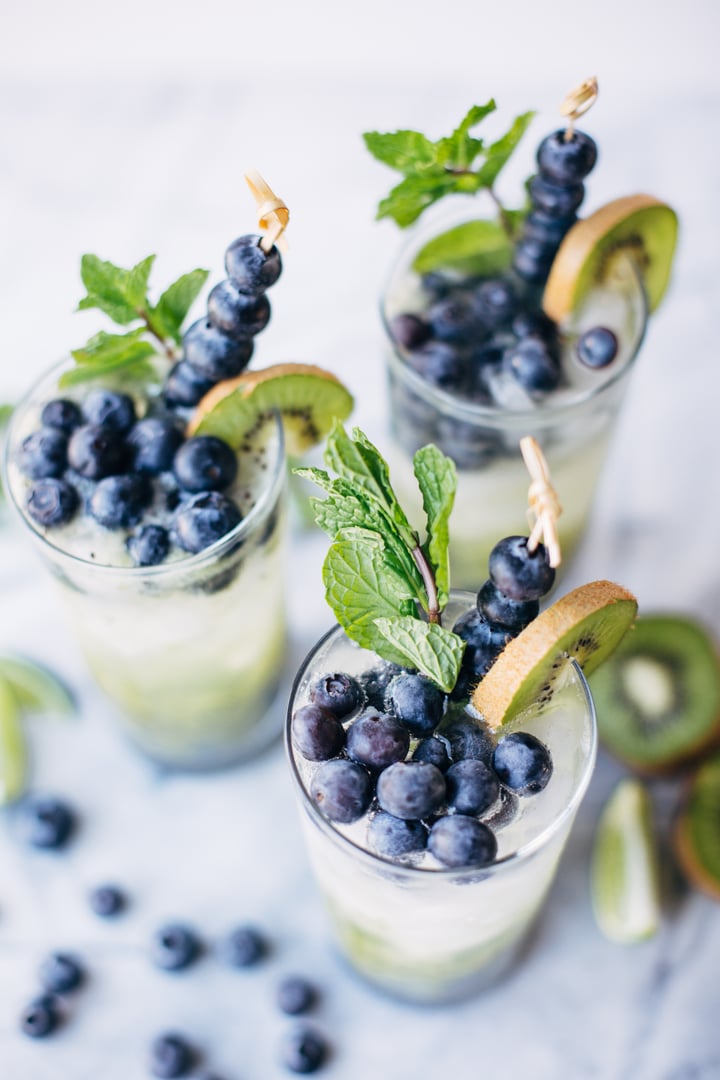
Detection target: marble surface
<box><xmin>1</xmin><ymin>66</ymin><xmax>719</xmax><ymax>1080</ymax></box>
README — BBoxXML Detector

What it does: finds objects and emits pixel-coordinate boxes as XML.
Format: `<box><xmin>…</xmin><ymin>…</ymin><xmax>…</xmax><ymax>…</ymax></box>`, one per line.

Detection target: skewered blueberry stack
<box><xmin>291</xmin><ymin>536</ymin><xmax>556</xmax><ymax>869</ymax></box>
<box><xmin>164</xmin><ymin>235</ymin><xmax>282</xmax><ymax>408</ymax></box>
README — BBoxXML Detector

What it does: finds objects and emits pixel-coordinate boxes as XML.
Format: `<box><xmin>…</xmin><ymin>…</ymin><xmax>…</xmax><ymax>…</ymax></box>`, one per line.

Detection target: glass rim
<box><xmin>379</xmin><ymin>205</ymin><xmax>649</xmax><ymax>427</ymax></box>
<box><xmin>1</xmin><ymin>356</ymin><xmax>286</xmax><ymax>579</ymax></box>
<box><xmin>285</xmin><ymin>591</ymin><xmax>598</xmax><ymax>881</ymax></box>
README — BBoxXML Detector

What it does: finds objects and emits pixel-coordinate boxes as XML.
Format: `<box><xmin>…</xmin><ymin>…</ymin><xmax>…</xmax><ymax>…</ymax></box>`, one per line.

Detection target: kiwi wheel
<box><xmin>542</xmin><ymin>194</ymin><xmax>678</xmax><ymax>322</ymax></box>
<box><xmin>471</xmin><ymin>581</ymin><xmax>637</xmax><ymax>730</ymax></box>
<box><xmin>591</xmin><ymin>615</ymin><xmax>720</xmax><ymax>775</ymax></box>
<box><xmin>674</xmin><ymin>750</ymin><xmax>720</xmax><ymax>901</ymax></box>
<box><xmin>189</xmin><ymin>363</ymin><xmax>354</xmax><ymax>455</ymax></box>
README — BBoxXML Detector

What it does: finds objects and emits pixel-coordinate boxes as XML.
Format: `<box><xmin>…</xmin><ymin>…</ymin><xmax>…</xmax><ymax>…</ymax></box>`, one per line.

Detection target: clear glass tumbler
<box><xmin>3</xmin><ymin>361</ymin><xmax>288</xmax><ymax>769</ymax></box>
<box><xmin>286</xmin><ymin>591</ymin><xmax>597</xmax><ymax>1003</ymax></box>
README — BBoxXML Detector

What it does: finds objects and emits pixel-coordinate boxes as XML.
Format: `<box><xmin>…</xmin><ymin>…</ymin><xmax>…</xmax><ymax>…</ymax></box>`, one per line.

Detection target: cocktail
<box><xmin>287</xmin><ymin>426</ymin><xmax>636</xmax><ymax>1001</ymax></box>
<box><xmin>3</xmin><ymin>175</ymin><xmax>353</xmax><ymax>769</ymax></box>
<box><xmin>366</xmin><ymin>80</ymin><xmax>677</xmax><ymax>584</ymax></box>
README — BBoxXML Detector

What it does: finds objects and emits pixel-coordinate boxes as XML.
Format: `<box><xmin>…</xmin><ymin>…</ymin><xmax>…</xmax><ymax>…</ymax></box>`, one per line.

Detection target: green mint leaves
<box><xmin>363</xmin><ymin>100</ymin><xmax>535</xmax><ymax>272</ymax></box>
<box><xmin>63</xmin><ymin>254</ymin><xmax>209</xmax><ymax>387</ymax></box>
<box><xmin>297</xmin><ymin>424</ymin><xmax>464</xmax><ymax>692</ymax></box>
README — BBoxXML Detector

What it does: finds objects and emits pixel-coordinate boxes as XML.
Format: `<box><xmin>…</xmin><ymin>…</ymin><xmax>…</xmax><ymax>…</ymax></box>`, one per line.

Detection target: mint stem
<box><xmin>138</xmin><ymin>310</ymin><xmax>177</xmax><ymax>360</ymax></box>
<box><xmin>412</xmin><ymin>546</ymin><xmax>440</xmax><ymax>624</ymax></box>
<box><xmin>487</xmin><ymin>187</ymin><xmax>514</xmax><ymax>239</ymax></box>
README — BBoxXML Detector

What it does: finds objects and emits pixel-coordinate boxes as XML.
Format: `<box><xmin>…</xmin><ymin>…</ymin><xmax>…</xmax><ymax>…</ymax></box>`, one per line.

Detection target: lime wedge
<box><xmin>0</xmin><ymin>657</ymin><xmax>76</xmax><ymax>716</ymax></box>
<box><xmin>0</xmin><ymin>676</ymin><xmax>28</xmax><ymax>804</ymax></box>
<box><xmin>590</xmin><ymin>779</ymin><xmax>661</xmax><ymax>944</ymax></box>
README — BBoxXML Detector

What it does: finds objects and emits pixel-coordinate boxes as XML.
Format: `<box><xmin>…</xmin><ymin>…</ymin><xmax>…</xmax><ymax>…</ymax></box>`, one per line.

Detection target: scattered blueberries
<box><xmin>220</xmin><ymin>925</ymin><xmax>268</xmax><ymax>969</ymax></box>
<box><xmin>82</xmin><ymin>389</ymin><xmax>136</xmax><ymax>434</ymax></box>
<box><xmin>493</xmin><ymin>732</ymin><xmax>554</xmax><ymax>795</ymax></box>
<box><xmin>26</xmin><ymin>477</ymin><xmax>78</xmax><ymax>527</ymax></box>
<box><xmin>345</xmin><ymin>709</ymin><xmax>410</xmax><ymax>771</ymax></box>
<box><xmin>446</xmin><ymin>760</ymin><xmax>500</xmax><ymax>816</ymax></box>
<box><xmin>21</xmin><ymin>795</ymin><xmax>76</xmax><ymax>849</ymax></box>
<box><xmin>151</xmin><ymin>923</ymin><xmax>202</xmax><ymax>972</ymax></box>
<box><xmin>277</xmin><ymin>976</ymin><xmax>318</xmax><ymax>1016</ymax></box>
<box><xmin>19</xmin><ymin>995</ymin><xmax>60</xmax><ymax>1039</ymax></box>
<box><xmin>88</xmin><ymin>473</ymin><xmax>152</xmax><ymax>529</ymax></box>
<box><xmin>443</xmin><ymin>719</ymin><xmax>494</xmax><ymax>765</ymax></box>
<box><xmin>367</xmin><ymin>811</ymin><xmax>428</xmax><ymax>859</ymax></box>
<box><xmin>173</xmin><ymin>436</ymin><xmax>238</xmax><ymax>494</ymax></box>
<box><xmin>18</xmin><ymin>428</ymin><xmax>68</xmax><ymax>479</ymax></box>
<box><xmin>428</xmin><ymin>815</ymin><xmax>498</xmax><ymax>869</ymax></box>
<box><xmin>41</xmin><ymin>398</ymin><xmax>82</xmax><ymax>435</ymax></box>
<box><xmin>39</xmin><ymin>952</ymin><xmax>85</xmax><ymax>994</ymax></box>
<box><xmin>173</xmin><ymin>492</ymin><xmax>242</xmax><ymax>554</ymax></box>
<box><xmin>149</xmin><ymin>1032</ymin><xmax>196</xmax><ymax>1078</ymax></box>
<box><xmin>280</xmin><ymin>1026</ymin><xmax>329</xmax><ymax>1075</ymax></box>
<box><xmin>67</xmin><ymin>423</ymin><xmax>127</xmax><ymax>479</ymax></box>
<box><xmin>310</xmin><ymin>672</ymin><xmax>363</xmax><ymax>719</ymax></box>
<box><xmin>127</xmin><ymin>524</ymin><xmax>171</xmax><ymax>567</ymax></box>
<box><xmin>291</xmin><ymin>703</ymin><xmax>346</xmax><ymax>762</ymax></box>
<box><xmin>310</xmin><ymin>759</ymin><xmax>374</xmax><ymax>824</ymax></box>
<box><xmin>88</xmin><ymin>884</ymin><xmax>127</xmax><ymax>918</ymax></box>
<box><xmin>384</xmin><ymin>673</ymin><xmax>445</xmax><ymax>737</ymax></box>
<box><xmin>503</xmin><ymin>337</ymin><xmax>560</xmax><ymax>394</ymax></box>
<box><xmin>576</xmin><ymin>326</ymin><xmax>619</xmax><ymax>369</ymax></box>
<box><xmin>128</xmin><ymin>417</ymin><xmax>183</xmax><ymax>474</ymax></box>
<box><xmin>376</xmin><ymin>761</ymin><xmax>446</xmax><ymax>821</ymax></box>
<box><xmin>412</xmin><ymin>735</ymin><xmax>452</xmax><ymax>772</ymax></box>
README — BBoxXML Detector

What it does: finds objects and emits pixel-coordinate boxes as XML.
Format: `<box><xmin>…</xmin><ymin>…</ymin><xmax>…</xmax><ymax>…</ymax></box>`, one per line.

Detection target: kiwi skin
<box><xmin>674</xmin><ymin>751</ymin><xmax>720</xmax><ymax>901</ymax></box>
<box><xmin>592</xmin><ymin>615</ymin><xmax>720</xmax><ymax>777</ymax></box>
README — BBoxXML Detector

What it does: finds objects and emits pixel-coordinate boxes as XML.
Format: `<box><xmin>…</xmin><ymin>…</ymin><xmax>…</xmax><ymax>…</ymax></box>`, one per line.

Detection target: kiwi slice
<box><xmin>471</xmin><ymin>581</ymin><xmax>637</xmax><ymax>729</ymax></box>
<box><xmin>189</xmin><ymin>363</ymin><xmax>354</xmax><ymax>455</ymax></box>
<box><xmin>591</xmin><ymin>615</ymin><xmax>720</xmax><ymax>775</ymax></box>
<box><xmin>590</xmin><ymin>779</ymin><xmax>661</xmax><ymax>944</ymax></box>
<box><xmin>674</xmin><ymin>750</ymin><xmax>720</xmax><ymax>901</ymax></box>
<box><xmin>542</xmin><ymin>194</ymin><xmax>678</xmax><ymax>321</ymax></box>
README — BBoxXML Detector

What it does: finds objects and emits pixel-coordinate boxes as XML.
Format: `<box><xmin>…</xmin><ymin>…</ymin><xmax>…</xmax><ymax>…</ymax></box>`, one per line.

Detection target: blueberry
<box><xmin>443</xmin><ymin>719</ymin><xmax>495</xmax><ymax>764</ymax></box>
<box><xmin>21</xmin><ymin>795</ymin><xmax>76</xmax><ymax>849</ymax></box>
<box><xmin>26</xmin><ymin>478</ymin><xmax>78</xmax><ymax>527</ymax></box>
<box><xmin>376</xmin><ymin>761</ymin><xmax>446</xmax><ymax>820</ymax></box>
<box><xmin>220</xmin><ymin>925</ymin><xmax>268</xmax><ymax>968</ymax></box>
<box><xmin>20</xmin><ymin>996</ymin><xmax>60</xmax><ymax>1039</ymax></box>
<box><xmin>367</xmin><ymin>810</ymin><xmax>428</xmax><ymax>858</ymax></box>
<box><xmin>127</xmin><ymin>524</ymin><xmax>171</xmax><ymax>567</ymax></box>
<box><xmin>345</xmin><ymin>709</ymin><xmax>410</xmax><ymax>771</ymax></box>
<box><xmin>309</xmin><ymin>759</ymin><xmax>374</xmax><ymax>824</ymax></box>
<box><xmin>89</xmin><ymin>473</ymin><xmax>152</xmax><ymax>529</ymax></box>
<box><xmin>173</xmin><ymin>492</ymin><xmax>242</xmax><ymax>553</ymax></box>
<box><xmin>384</xmin><ymin>673</ymin><xmax>445</xmax><ymax>737</ymax></box>
<box><xmin>408</xmin><ymin>340</ymin><xmax>467</xmax><ymax>391</ymax></box>
<box><xmin>421</xmin><ymin>271</ymin><xmax>453</xmax><ymax>298</ymax></box>
<box><xmin>528</xmin><ymin>174</ymin><xmax>585</xmax><ymax>217</ymax></box>
<box><xmin>576</xmin><ymin>326</ymin><xmax>619</xmax><ymax>369</ymax></box>
<box><xmin>207</xmin><ymin>279</ymin><xmax>271</xmax><ymax>337</ymax></box>
<box><xmin>358</xmin><ymin>664</ymin><xmax>405</xmax><ymax>711</ymax></box>
<box><xmin>39</xmin><ymin>952</ymin><xmax>85</xmax><ymax>994</ymax></box>
<box><xmin>41</xmin><ymin>398</ymin><xmax>82</xmax><ymax>435</ymax></box>
<box><xmin>389</xmin><ymin>313</ymin><xmax>431</xmax><ymax>351</ymax></box>
<box><xmin>309</xmin><ymin>672</ymin><xmax>362</xmax><ymax>719</ymax></box>
<box><xmin>89</xmin><ymin>884</ymin><xmax>126</xmax><ymax>917</ymax></box>
<box><xmin>493</xmin><ymin>732</ymin><xmax>553</xmax><ymax>795</ymax></box>
<box><xmin>522</xmin><ymin>209</ymin><xmax>576</xmax><ymax>247</ymax></box>
<box><xmin>150</xmin><ymin>1033</ymin><xmax>196</xmax><ymax>1078</ymax></box>
<box><xmin>182</xmin><ymin>318</ymin><xmax>254</xmax><ymax>382</ymax></box>
<box><xmin>452</xmin><ymin>609</ymin><xmax>511</xmax><ymax>683</ymax></box>
<box><xmin>445</xmin><ymin>760</ymin><xmax>499</xmax><ymax>816</ymax></box>
<box><xmin>17</xmin><ymin>428</ymin><xmax>68</xmax><ymax>479</ymax></box>
<box><xmin>82</xmin><ymin>388</ymin><xmax>136</xmax><ymax>433</ymax></box>
<box><xmin>412</xmin><ymin>736</ymin><xmax>452</xmax><ymax>772</ymax></box>
<box><xmin>279</xmin><ymin>1026</ymin><xmax>329</xmax><ymax>1074</ymax></box>
<box><xmin>428</xmin><ymin>815</ymin><xmax>497</xmax><ymax>868</ymax></box>
<box><xmin>151</xmin><ymin>923</ymin><xmax>201</xmax><ymax>971</ymax></box>
<box><xmin>277</xmin><ymin>976</ymin><xmax>318</xmax><ymax>1016</ymax></box>
<box><xmin>224</xmin><ymin>234</ymin><xmax>282</xmax><ymax>295</ymax></box>
<box><xmin>173</xmin><ymin>435</ymin><xmax>237</xmax><ymax>493</ymax></box>
<box><xmin>511</xmin><ymin>309</ymin><xmax>558</xmax><ymax>343</ymax></box>
<box><xmin>67</xmin><ymin>423</ymin><xmax>128</xmax><ymax>479</ymax></box>
<box><xmin>472</xmin><ymin>278</ymin><xmax>517</xmax><ymax>328</ymax></box>
<box><xmin>511</xmin><ymin>238</ymin><xmax>557</xmax><ymax>285</ymax></box>
<box><xmin>488</xmin><ymin>535</ymin><xmax>556</xmax><ymax>601</ymax></box>
<box><xmin>292</xmin><ymin>703</ymin><xmax>346</xmax><ymax>762</ymax></box>
<box><xmin>537</xmin><ymin>129</ymin><xmax>598</xmax><ymax>184</ymax></box>
<box><xmin>429</xmin><ymin>293</ymin><xmax>489</xmax><ymax>344</ymax></box>
<box><xmin>128</xmin><ymin>417</ymin><xmax>183</xmax><ymax>474</ymax></box>
<box><xmin>476</xmin><ymin>579</ymin><xmax>539</xmax><ymax>632</ymax></box>
<box><xmin>163</xmin><ymin>361</ymin><xmax>214</xmax><ymax>408</ymax></box>
<box><xmin>504</xmin><ymin>337</ymin><xmax>560</xmax><ymax>393</ymax></box>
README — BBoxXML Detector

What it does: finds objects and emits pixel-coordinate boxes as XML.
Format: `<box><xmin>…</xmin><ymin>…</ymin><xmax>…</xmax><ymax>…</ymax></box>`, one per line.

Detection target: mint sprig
<box><xmin>63</xmin><ymin>254</ymin><xmax>209</xmax><ymax>387</ymax></box>
<box><xmin>297</xmin><ymin>423</ymin><xmax>464</xmax><ymax>692</ymax></box>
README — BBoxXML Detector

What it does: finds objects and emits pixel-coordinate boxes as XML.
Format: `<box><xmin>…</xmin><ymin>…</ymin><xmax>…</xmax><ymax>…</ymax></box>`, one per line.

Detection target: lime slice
<box><xmin>0</xmin><ymin>676</ymin><xmax>28</xmax><ymax>804</ymax></box>
<box><xmin>590</xmin><ymin>779</ymin><xmax>661</xmax><ymax>944</ymax></box>
<box><xmin>0</xmin><ymin>657</ymin><xmax>75</xmax><ymax>716</ymax></box>
<box><xmin>190</xmin><ymin>363</ymin><xmax>354</xmax><ymax>456</ymax></box>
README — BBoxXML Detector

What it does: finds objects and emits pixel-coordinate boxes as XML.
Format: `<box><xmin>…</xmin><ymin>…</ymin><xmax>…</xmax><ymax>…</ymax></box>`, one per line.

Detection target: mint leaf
<box><xmin>78</xmin><ymin>254</ymin><xmax>155</xmax><ymax>324</ymax></box>
<box><xmin>377</xmin><ymin>172</ymin><xmax>457</xmax><ymax>228</ymax></box>
<box><xmin>363</xmin><ymin>130</ymin><xmax>438</xmax><ymax>174</ymax></box>
<box><xmin>374</xmin><ymin>617</ymin><xmax>465</xmax><ymax>692</ymax></box>
<box><xmin>150</xmin><ymin>268</ymin><xmax>209</xmax><ymax>343</ymax></box>
<box><xmin>435</xmin><ymin>100</ymin><xmax>496</xmax><ymax>170</ymax></box>
<box><xmin>322</xmin><ymin>532</ymin><xmax>416</xmax><ymax>665</ymax></box>
<box><xmin>126</xmin><ymin>254</ymin><xmax>156</xmax><ymax>307</ymax></box>
<box><xmin>412</xmin><ymin>219</ymin><xmax>513</xmax><ymax>276</ymax></box>
<box><xmin>414</xmin><ymin>445</ymin><xmax>456</xmax><ymax>609</ymax></box>
<box><xmin>62</xmin><ymin>329</ymin><xmax>157</xmax><ymax>386</ymax></box>
<box><xmin>475</xmin><ymin>111</ymin><xmax>536</xmax><ymax>187</ymax></box>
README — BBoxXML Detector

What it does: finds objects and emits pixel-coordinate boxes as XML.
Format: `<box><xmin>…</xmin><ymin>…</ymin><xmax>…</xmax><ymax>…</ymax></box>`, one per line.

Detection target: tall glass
<box><xmin>3</xmin><ymin>361</ymin><xmax>288</xmax><ymax>770</ymax></box>
<box><xmin>286</xmin><ymin>592</ymin><xmax>597</xmax><ymax>1003</ymax></box>
<box><xmin>381</xmin><ymin>202</ymin><xmax>648</xmax><ymax>586</ymax></box>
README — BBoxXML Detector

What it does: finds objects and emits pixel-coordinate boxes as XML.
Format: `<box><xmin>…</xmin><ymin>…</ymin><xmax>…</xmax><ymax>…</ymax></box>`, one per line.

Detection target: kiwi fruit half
<box><xmin>189</xmin><ymin>363</ymin><xmax>354</xmax><ymax>455</ymax></box>
<box><xmin>542</xmin><ymin>194</ymin><xmax>678</xmax><ymax>322</ymax></box>
<box><xmin>591</xmin><ymin>615</ymin><xmax>720</xmax><ymax>774</ymax></box>
<box><xmin>471</xmin><ymin>581</ymin><xmax>637</xmax><ymax>729</ymax></box>
<box><xmin>674</xmin><ymin>750</ymin><xmax>720</xmax><ymax>901</ymax></box>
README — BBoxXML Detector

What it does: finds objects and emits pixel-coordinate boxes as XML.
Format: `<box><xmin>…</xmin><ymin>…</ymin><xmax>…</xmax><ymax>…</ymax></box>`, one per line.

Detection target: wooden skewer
<box><xmin>244</xmin><ymin>169</ymin><xmax>290</xmax><ymax>253</ymax></box>
<box><xmin>520</xmin><ymin>435</ymin><xmax>563</xmax><ymax>568</ymax></box>
<box><xmin>560</xmin><ymin>76</ymin><xmax>598</xmax><ymax>142</ymax></box>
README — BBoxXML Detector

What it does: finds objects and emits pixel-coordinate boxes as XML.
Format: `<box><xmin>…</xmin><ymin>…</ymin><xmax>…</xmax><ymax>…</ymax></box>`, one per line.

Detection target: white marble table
<box><xmin>1</xmin><ymin>72</ymin><xmax>719</xmax><ymax>1080</ymax></box>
